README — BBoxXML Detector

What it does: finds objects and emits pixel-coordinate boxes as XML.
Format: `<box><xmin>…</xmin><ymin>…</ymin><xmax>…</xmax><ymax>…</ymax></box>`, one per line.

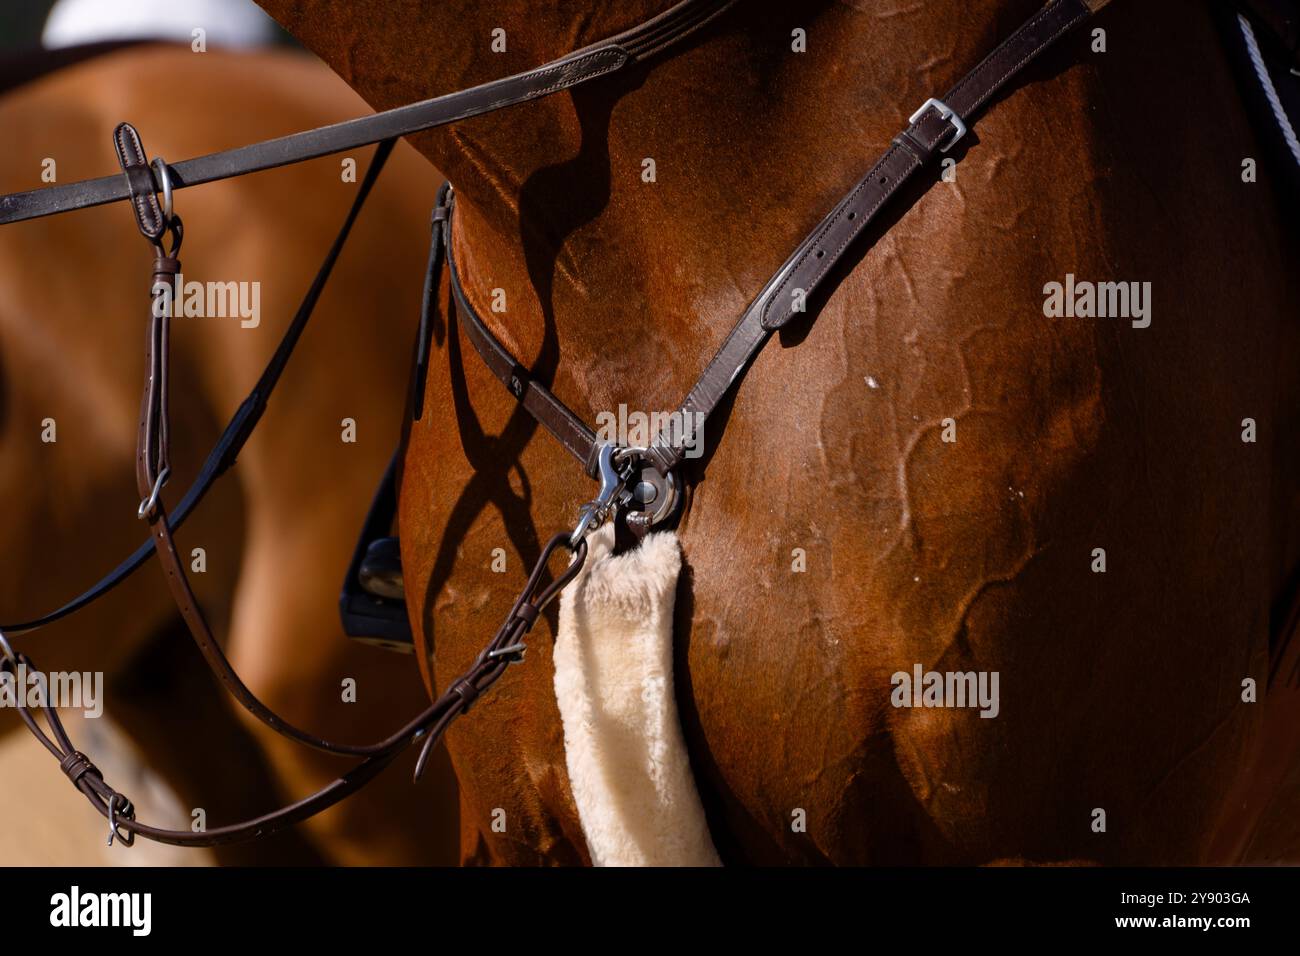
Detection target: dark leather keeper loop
<box><xmin>123</xmin><ymin>165</ymin><xmax>156</xmax><ymax>202</ymax></box>
<box><xmin>584</xmin><ymin>442</ymin><xmax>607</xmax><ymax>478</ymax></box>
<box><xmin>112</xmin><ymin>122</ymin><xmax>167</xmax><ymax>242</ymax></box>
<box><xmin>59</xmin><ymin>750</ymin><xmax>101</xmax><ymax>785</ymax></box>
<box><xmin>450</xmin><ymin>677</ymin><xmax>481</xmax><ymax>712</ymax></box>
<box><xmin>643</xmin><ymin>441</ymin><xmax>680</xmax><ymax>477</ymax></box>
<box><xmin>513</xmin><ymin>603</ymin><xmax>540</xmax><ymax>628</ymax></box>
<box><xmin>893</xmin><ymin>129</ymin><xmax>935</xmax><ymax>163</ymax></box>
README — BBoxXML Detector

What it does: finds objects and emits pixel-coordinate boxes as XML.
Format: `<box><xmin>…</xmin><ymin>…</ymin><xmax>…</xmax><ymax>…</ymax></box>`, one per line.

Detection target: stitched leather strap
<box><xmin>438</xmin><ymin>189</ymin><xmax>601</xmax><ymax>472</ymax></box>
<box><xmin>5</xmin><ymin>525</ymin><xmax>584</xmax><ymax>845</ymax></box>
<box><xmin>4</xmin><ymin>0</ymin><xmax>1097</xmax><ymax>626</ymax></box>
<box><xmin>1</xmin><ymin>129</ymin><xmax>593</xmax><ymax>841</ymax></box>
<box><xmin>111</xmin><ymin>122</ymin><xmax>167</xmax><ymax>242</ymax></box>
<box><xmin>0</xmin><ymin>0</ymin><xmax>735</xmax><ymax>226</ymax></box>
<box><xmin>644</xmin><ymin>0</ymin><xmax>1095</xmax><ymax>474</ymax></box>
<box><xmin>431</xmin><ymin>0</ymin><xmax>1098</xmax><ymax>479</ymax></box>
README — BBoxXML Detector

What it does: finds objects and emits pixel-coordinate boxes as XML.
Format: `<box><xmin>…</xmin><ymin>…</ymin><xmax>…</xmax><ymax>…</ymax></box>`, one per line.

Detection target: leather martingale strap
<box><xmin>1</xmin><ymin>140</ymin><xmax>398</xmax><ymax>635</ymax></box>
<box><xmin>2</xmin><ymin>122</ymin><xmax>595</xmax><ymax>844</ymax></box>
<box><xmin>0</xmin><ymin>0</ymin><xmax>744</xmax><ymax>847</ymax></box>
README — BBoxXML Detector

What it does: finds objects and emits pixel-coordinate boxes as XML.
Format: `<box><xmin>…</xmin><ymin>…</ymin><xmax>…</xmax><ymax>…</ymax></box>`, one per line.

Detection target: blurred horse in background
<box><xmin>0</xmin><ymin>3</ymin><xmax>458</xmax><ymax>865</ymax></box>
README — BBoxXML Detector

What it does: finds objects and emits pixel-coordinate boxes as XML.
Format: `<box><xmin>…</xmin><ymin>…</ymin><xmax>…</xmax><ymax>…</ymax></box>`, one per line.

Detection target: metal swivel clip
<box><xmin>569</xmin><ymin>444</ymin><xmax>632</xmax><ymax>547</ymax></box>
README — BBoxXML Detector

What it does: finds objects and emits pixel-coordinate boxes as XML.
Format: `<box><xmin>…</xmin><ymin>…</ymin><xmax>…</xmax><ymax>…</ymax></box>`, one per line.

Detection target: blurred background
<box><xmin>0</xmin><ymin>0</ymin><xmax>455</xmax><ymax>868</ymax></box>
<box><xmin>0</xmin><ymin>1</ymin><xmax>54</xmax><ymax>48</ymax></box>
<box><xmin>0</xmin><ymin>0</ymin><xmax>289</xmax><ymax>52</ymax></box>
<box><xmin>0</xmin><ymin>1</ymin><xmax>286</xmax><ymax>868</ymax></box>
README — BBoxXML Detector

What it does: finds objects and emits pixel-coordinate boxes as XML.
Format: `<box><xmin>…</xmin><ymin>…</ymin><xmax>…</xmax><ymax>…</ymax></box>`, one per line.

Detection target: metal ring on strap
<box><xmin>151</xmin><ymin>157</ymin><xmax>175</xmax><ymax>223</ymax></box>
<box><xmin>611</xmin><ymin>446</ymin><xmax>679</xmax><ymax>528</ymax></box>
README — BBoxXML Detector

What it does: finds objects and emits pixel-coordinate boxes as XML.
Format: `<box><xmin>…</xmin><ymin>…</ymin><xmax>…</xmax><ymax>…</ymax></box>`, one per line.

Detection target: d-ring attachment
<box><xmin>610</xmin><ymin>446</ymin><xmax>678</xmax><ymax>528</ymax></box>
<box><xmin>150</xmin><ymin>158</ymin><xmax>183</xmax><ymax>257</ymax></box>
<box><xmin>151</xmin><ymin>157</ymin><xmax>175</xmax><ymax>223</ymax></box>
<box><xmin>137</xmin><ymin>466</ymin><xmax>171</xmax><ymax>520</ymax></box>
<box><xmin>613</xmin><ymin>445</ymin><xmax>648</xmax><ymax>465</ymax></box>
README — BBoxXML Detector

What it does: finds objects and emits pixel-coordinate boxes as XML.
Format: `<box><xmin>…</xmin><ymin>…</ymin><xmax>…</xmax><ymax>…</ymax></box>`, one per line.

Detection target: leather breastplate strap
<box><xmin>1</xmin><ymin>124</ymin><xmax>592</xmax><ymax>844</ymax></box>
<box><xmin>644</xmin><ymin>0</ymin><xmax>1099</xmax><ymax>474</ymax></box>
<box><xmin>1</xmin><ymin>0</ymin><xmax>737</xmax><ymax>634</ymax></box>
<box><xmin>434</xmin><ymin>0</ymin><xmax>1100</xmax><ymax>482</ymax></box>
<box><xmin>436</xmin><ymin>185</ymin><xmax>602</xmax><ymax>472</ymax></box>
<box><xmin>438</xmin><ymin>195</ymin><xmax>680</xmax><ymax>535</ymax></box>
<box><xmin>2</xmin><ymin>520</ymin><xmax>581</xmax><ymax>846</ymax></box>
<box><xmin>10</xmin><ymin>305</ymin><xmax>589</xmax><ymax>854</ymax></box>
<box><xmin>0</xmin><ymin>0</ymin><xmax>735</xmax><ymax>226</ymax></box>
<box><xmin>0</xmin><ymin>0</ymin><xmax>742</xmax><ymax>848</ymax></box>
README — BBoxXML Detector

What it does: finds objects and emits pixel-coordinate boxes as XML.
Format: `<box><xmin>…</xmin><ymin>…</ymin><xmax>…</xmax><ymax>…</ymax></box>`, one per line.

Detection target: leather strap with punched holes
<box><xmin>644</xmin><ymin>0</ymin><xmax>1097</xmax><ymax>474</ymax></box>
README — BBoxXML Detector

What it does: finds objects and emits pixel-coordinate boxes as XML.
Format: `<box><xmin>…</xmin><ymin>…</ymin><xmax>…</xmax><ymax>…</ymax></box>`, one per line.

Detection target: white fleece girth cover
<box><xmin>553</xmin><ymin>524</ymin><xmax>720</xmax><ymax>866</ymax></box>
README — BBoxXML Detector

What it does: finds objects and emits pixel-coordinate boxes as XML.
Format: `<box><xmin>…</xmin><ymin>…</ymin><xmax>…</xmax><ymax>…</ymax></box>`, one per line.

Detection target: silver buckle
<box><xmin>908</xmin><ymin>97</ymin><xmax>967</xmax><ymax>153</ymax></box>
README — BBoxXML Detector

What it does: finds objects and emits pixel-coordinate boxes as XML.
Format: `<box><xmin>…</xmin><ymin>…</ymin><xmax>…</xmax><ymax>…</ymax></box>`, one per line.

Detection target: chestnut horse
<box><xmin>254</xmin><ymin>0</ymin><xmax>1300</xmax><ymax>864</ymax></box>
<box><xmin>0</xmin><ymin>44</ymin><xmax>458</xmax><ymax>865</ymax></box>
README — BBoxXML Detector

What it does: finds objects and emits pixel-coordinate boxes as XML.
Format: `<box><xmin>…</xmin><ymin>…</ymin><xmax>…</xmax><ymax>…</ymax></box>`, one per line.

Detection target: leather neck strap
<box><xmin>0</xmin><ymin>0</ymin><xmax>735</xmax><ymax>226</ymax></box>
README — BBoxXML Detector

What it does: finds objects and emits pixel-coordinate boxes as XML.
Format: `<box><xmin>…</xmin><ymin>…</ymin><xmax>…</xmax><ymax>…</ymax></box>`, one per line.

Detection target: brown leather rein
<box><xmin>0</xmin><ymin>0</ymin><xmax>1106</xmax><ymax>848</ymax></box>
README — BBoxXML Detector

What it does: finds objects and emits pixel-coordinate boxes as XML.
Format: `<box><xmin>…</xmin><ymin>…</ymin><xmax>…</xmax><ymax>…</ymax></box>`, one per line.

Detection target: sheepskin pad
<box><xmin>552</xmin><ymin>524</ymin><xmax>719</xmax><ymax>867</ymax></box>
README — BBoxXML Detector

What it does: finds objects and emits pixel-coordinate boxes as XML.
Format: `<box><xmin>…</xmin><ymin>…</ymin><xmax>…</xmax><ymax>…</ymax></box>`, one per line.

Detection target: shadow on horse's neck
<box><xmin>515</xmin><ymin>83</ymin><xmax>618</xmax><ymax>359</ymax></box>
<box><xmin>257</xmin><ymin>0</ymin><xmax>1040</xmax><ymax>406</ymax></box>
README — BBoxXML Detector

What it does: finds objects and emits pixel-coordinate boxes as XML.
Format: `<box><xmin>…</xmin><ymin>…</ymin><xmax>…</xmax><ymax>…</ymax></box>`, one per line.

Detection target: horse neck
<box><xmin>439</xmin><ymin>0</ymin><xmax>1053</xmax><ymax>414</ymax></box>
<box><xmin>259</xmin><ymin>0</ymin><xmax>1042</xmax><ymax>415</ymax></box>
